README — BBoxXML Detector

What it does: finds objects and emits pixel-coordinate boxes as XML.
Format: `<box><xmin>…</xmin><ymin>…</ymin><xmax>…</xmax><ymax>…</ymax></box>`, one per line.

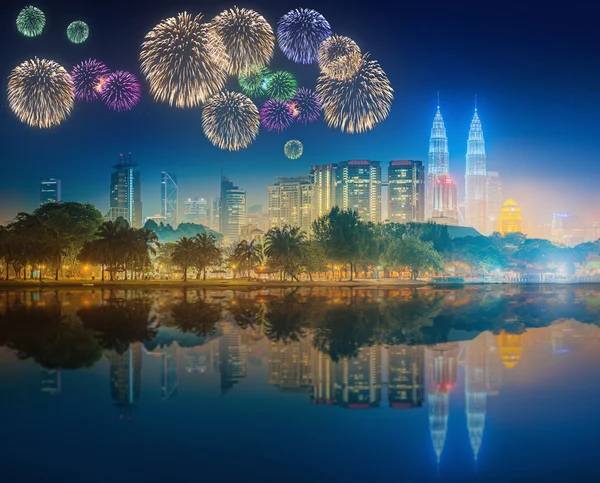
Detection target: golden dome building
<box><xmin>498</xmin><ymin>199</ymin><xmax>523</xmax><ymax>235</ymax></box>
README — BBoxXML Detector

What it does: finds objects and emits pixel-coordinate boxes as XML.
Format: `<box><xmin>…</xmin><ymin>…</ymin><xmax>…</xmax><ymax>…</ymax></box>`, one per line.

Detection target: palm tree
<box><xmin>172</xmin><ymin>237</ymin><xmax>196</xmax><ymax>281</ymax></box>
<box><xmin>265</xmin><ymin>226</ymin><xmax>306</xmax><ymax>281</ymax></box>
<box><xmin>193</xmin><ymin>233</ymin><xmax>221</xmax><ymax>280</ymax></box>
<box><xmin>231</xmin><ymin>239</ymin><xmax>261</xmax><ymax>280</ymax></box>
<box><xmin>96</xmin><ymin>221</ymin><xmax>125</xmax><ymax>280</ymax></box>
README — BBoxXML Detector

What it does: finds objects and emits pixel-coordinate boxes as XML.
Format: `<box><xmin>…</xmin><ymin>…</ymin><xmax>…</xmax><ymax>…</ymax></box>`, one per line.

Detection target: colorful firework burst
<box><xmin>277</xmin><ymin>8</ymin><xmax>332</xmax><ymax>64</ymax></box>
<box><xmin>203</xmin><ymin>91</ymin><xmax>259</xmax><ymax>151</ymax></box>
<box><xmin>318</xmin><ymin>35</ymin><xmax>362</xmax><ymax>80</ymax></box>
<box><xmin>289</xmin><ymin>88</ymin><xmax>322</xmax><ymax>124</ymax></box>
<box><xmin>210</xmin><ymin>7</ymin><xmax>274</xmax><ymax>75</ymax></box>
<box><xmin>284</xmin><ymin>140</ymin><xmax>303</xmax><ymax>159</ymax></box>
<box><xmin>8</xmin><ymin>57</ymin><xmax>74</xmax><ymax>128</ymax></box>
<box><xmin>71</xmin><ymin>59</ymin><xmax>111</xmax><ymax>102</ymax></box>
<box><xmin>238</xmin><ymin>65</ymin><xmax>272</xmax><ymax>97</ymax></box>
<box><xmin>260</xmin><ymin>99</ymin><xmax>294</xmax><ymax>132</ymax></box>
<box><xmin>317</xmin><ymin>54</ymin><xmax>393</xmax><ymax>133</ymax></box>
<box><xmin>140</xmin><ymin>12</ymin><xmax>228</xmax><ymax>108</ymax></box>
<box><xmin>265</xmin><ymin>71</ymin><xmax>297</xmax><ymax>101</ymax></box>
<box><xmin>67</xmin><ymin>21</ymin><xmax>89</xmax><ymax>43</ymax></box>
<box><xmin>16</xmin><ymin>6</ymin><xmax>45</xmax><ymax>37</ymax></box>
<box><xmin>100</xmin><ymin>71</ymin><xmax>142</xmax><ymax>111</ymax></box>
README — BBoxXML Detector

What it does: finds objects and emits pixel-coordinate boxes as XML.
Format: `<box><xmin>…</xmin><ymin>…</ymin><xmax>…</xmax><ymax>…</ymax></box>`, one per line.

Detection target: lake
<box><xmin>1</xmin><ymin>286</ymin><xmax>599</xmax><ymax>482</ymax></box>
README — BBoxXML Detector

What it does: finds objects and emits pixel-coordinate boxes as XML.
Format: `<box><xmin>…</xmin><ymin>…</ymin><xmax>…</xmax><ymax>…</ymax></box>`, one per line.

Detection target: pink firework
<box><xmin>71</xmin><ymin>59</ymin><xmax>111</xmax><ymax>102</ymax></box>
<box><xmin>260</xmin><ymin>99</ymin><xmax>294</xmax><ymax>132</ymax></box>
<box><xmin>100</xmin><ymin>71</ymin><xmax>141</xmax><ymax>111</ymax></box>
<box><xmin>290</xmin><ymin>88</ymin><xmax>322</xmax><ymax>124</ymax></box>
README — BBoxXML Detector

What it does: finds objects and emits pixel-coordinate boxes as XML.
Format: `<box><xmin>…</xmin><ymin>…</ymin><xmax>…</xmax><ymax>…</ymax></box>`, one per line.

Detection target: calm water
<box><xmin>1</xmin><ymin>286</ymin><xmax>599</xmax><ymax>482</ymax></box>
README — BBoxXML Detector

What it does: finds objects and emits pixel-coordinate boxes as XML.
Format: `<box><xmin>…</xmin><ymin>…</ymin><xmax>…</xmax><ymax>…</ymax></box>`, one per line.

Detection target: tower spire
<box><xmin>474</xmin><ymin>94</ymin><xmax>477</xmax><ymax>112</ymax></box>
<box><xmin>437</xmin><ymin>91</ymin><xmax>440</xmax><ymax>109</ymax></box>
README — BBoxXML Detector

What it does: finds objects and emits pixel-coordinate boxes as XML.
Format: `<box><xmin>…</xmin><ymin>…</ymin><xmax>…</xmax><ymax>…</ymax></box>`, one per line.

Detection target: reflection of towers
<box><xmin>219</xmin><ymin>323</ymin><xmax>247</xmax><ymax>394</ymax></box>
<box><xmin>426</xmin><ymin>343</ymin><xmax>459</xmax><ymax>465</ymax></box>
<box><xmin>40</xmin><ymin>368</ymin><xmax>61</xmax><ymax>395</ymax></box>
<box><xmin>185</xmin><ymin>340</ymin><xmax>218</xmax><ymax>374</ymax></box>
<box><xmin>160</xmin><ymin>344</ymin><xmax>179</xmax><ymax>400</ymax></box>
<box><xmin>268</xmin><ymin>339</ymin><xmax>312</xmax><ymax>392</ymax></box>
<box><xmin>312</xmin><ymin>350</ymin><xmax>335</xmax><ymax>404</ymax></box>
<box><xmin>107</xmin><ymin>343</ymin><xmax>142</xmax><ymax>419</ymax></box>
<box><xmin>388</xmin><ymin>345</ymin><xmax>425</xmax><ymax>408</ymax></box>
<box><xmin>335</xmin><ymin>346</ymin><xmax>382</xmax><ymax>408</ymax></box>
<box><xmin>465</xmin><ymin>334</ymin><xmax>488</xmax><ymax>461</ymax></box>
<box><xmin>497</xmin><ymin>331</ymin><xmax>523</xmax><ymax>368</ymax></box>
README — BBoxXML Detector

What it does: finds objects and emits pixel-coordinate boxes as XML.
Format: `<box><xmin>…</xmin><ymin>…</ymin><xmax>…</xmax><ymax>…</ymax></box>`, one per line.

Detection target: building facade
<box><xmin>106</xmin><ymin>153</ymin><xmax>142</xmax><ymax>228</ymax></box>
<box><xmin>388</xmin><ymin>160</ymin><xmax>425</xmax><ymax>222</ymax></box>
<box><xmin>311</xmin><ymin>163</ymin><xmax>340</xmax><ymax>220</ymax></box>
<box><xmin>499</xmin><ymin>199</ymin><xmax>523</xmax><ymax>235</ymax></box>
<box><xmin>486</xmin><ymin>171</ymin><xmax>503</xmax><ymax>234</ymax></box>
<box><xmin>185</xmin><ymin>197</ymin><xmax>210</xmax><ymax>225</ymax></box>
<box><xmin>160</xmin><ymin>171</ymin><xmax>178</xmax><ymax>227</ymax></box>
<box><xmin>219</xmin><ymin>176</ymin><xmax>246</xmax><ymax>244</ymax></box>
<box><xmin>465</xmin><ymin>108</ymin><xmax>487</xmax><ymax>232</ymax></box>
<box><xmin>268</xmin><ymin>176</ymin><xmax>314</xmax><ymax>234</ymax></box>
<box><xmin>39</xmin><ymin>178</ymin><xmax>61</xmax><ymax>205</ymax></box>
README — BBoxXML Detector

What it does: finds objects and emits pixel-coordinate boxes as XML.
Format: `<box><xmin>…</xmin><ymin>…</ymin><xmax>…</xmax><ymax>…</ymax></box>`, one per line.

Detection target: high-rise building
<box><xmin>334</xmin><ymin>346</ymin><xmax>382</xmax><ymax>408</ymax></box>
<box><xmin>185</xmin><ymin>197</ymin><xmax>210</xmax><ymax>225</ymax></box>
<box><xmin>106</xmin><ymin>153</ymin><xmax>142</xmax><ymax>228</ymax></box>
<box><xmin>247</xmin><ymin>204</ymin><xmax>268</xmax><ymax>232</ymax></box>
<box><xmin>388</xmin><ymin>160</ymin><xmax>425</xmax><ymax>222</ymax></box>
<box><xmin>311</xmin><ymin>163</ymin><xmax>340</xmax><ymax>220</ymax></box>
<box><xmin>268</xmin><ymin>176</ymin><xmax>314</xmax><ymax>233</ymax></box>
<box><xmin>219</xmin><ymin>176</ymin><xmax>246</xmax><ymax>244</ymax></box>
<box><xmin>39</xmin><ymin>178</ymin><xmax>61</xmax><ymax>205</ymax></box>
<box><xmin>268</xmin><ymin>339</ymin><xmax>313</xmax><ymax>392</ymax></box>
<box><xmin>210</xmin><ymin>197</ymin><xmax>220</xmax><ymax>231</ymax></box>
<box><xmin>431</xmin><ymin>175</ymin><xmax>460</xmax><ymax>224</ymax></box>
<box><xmin>499</xmin><ymin>199</ymin><xmax>523</xmax><ymax>235</ymax></box>
<box><xmin>486</xmin><ymin>171</ymin><xmax>503</xmax><ymax>234</ymax></box>
<box><xmin>107</xmin><ymin>343</ymin><xmax>142</xmax><ymax>419</ymax></box>
<box><xmin>465</xmin><ymin>107</ymin><xmax>487</xmax><ymax>232</ymax></box>
<box><xmin>160</xmin><ymin>171</ymin><xmax>178</xmax><ymax>227</ymax></box>
<box><xmin>464</xmin><ymin>334</ymin><xmax>489</xmax><ymax>462</ymax></box>
<box><xmin>219</xmin><ymin>323</ymin><xmax>247</xmax><ymax>394</ymax></box>
<box><xmin>388</xmin><ymin>345</ymin><xmax>425</xmax><ymax>408</ymax></box>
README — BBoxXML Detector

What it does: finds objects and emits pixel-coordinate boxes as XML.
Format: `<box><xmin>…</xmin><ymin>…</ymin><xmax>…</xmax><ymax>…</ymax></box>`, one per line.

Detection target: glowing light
<box><xmin>16</xmin><ymin>6</ymin><xmax>45</xmax><ymax>37</ymax></box>
<box><xmin>100</xmin><ymin>71</ymin><xmax>141</xmax><ymax>112</ymax></box>
<box><xmin>318</xmin><ymin>35</ymin><xmax>362</xmax><ymax>80</ymax></box>
<box><xmin>265</xmin><ymin>71</ymin><xmax>297</xmax><ymax>101</ymax></box>
<box><xmin>284</xmin><ymin>140</ymin><xmax>303</xmax><ymax>159</ymax></box>
<box><xmin>71</xmin><ymin>59</ymin><xmax>111</xmax><ymax>102</ymax></box>
<box><xmin>260</xmin><ymin>99</ymin><xmax>294</xmax><ymax>132</ymax></box>
<box><xmin>277</xmin><ymin>8</ymin><xmax>332</xmax><ymax>64</ymax></box>
<box><xmin>289</xmin><ymin>87</ymin><xmax>322</xmax><ymax>124</ymax></box>
<box><xmin>238</xmin><ymin>65</ymin><xmax>272</xmax><ymax>97</ymax></box>
<box><xmin>67</xmin><ymin>21</ymin><xmax>89</xmax><ymax>43</ymax></box>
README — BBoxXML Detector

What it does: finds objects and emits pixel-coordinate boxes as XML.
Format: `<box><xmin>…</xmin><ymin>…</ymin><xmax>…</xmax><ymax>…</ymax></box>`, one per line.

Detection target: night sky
<box><xmin>1</xmin><ymin>0</ymin><xmax>598</xmax><ymax>226</ymax></box>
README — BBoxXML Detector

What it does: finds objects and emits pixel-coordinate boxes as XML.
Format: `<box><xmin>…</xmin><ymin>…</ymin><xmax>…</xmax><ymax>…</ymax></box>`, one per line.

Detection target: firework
<box><xmin>71</xmin><ymin>59</ymin><xmax>111</xmax><ymax>102</ymax></box>
<box><xmin>318</xmin><ymin>35</ymin><xmax>362</xmax><ymax>80</ymax></box>
<box><xmin>284</xmin><ymin>140</ymin><xmax>303</xmax><ymax>159</ymax></box>
<box><xmin>316</xmin><ymin>54</ymin><xmax>393</xmax><ymax>134</ymax></box>
<box><xmin>238</xmin><ymin>65</ymin><xmax>272</xmax><ymax>97</ymax></box>
<box><xmin>210</xmin><ymin>7</ymin><xmax>274</xmax><ymax>75</ymax></box>
<box><xmin>277</xmin><ymin>9</ymin><xmax>332</xmax><ymax>64</ymax></box>
<box><xmin>265</xmin><ymin>71</ymin><xmax>297</xmax><ymax>101</ymax></box>
<box><xmin>16</xmin><ymin>6</ymin><xmax>45</xmax><ymax>37</ymax></box>
<box><xmin>202</xmin><ymin>91</ymin><xmax>259</xmax><ymax>151</ymax></box>
<box><xmin>100</xmin><ymin>71</ymin><xmax>141</xmax><ymax>111</ymax></box>
<box><xmin>289</xmin><ymin>88</ymin><xmax>322</xmax><ymax>124</ymax></box>
<box><xmin>8</xmin><ymin>57</ymin><xmax>74</xmax><ymax>128</ymax></box>
<box><xmin>260</xmin><ymin>99</ymin><xmax>294</xmax><ymax>133</ymax></box>
<box><xmin>67</xmin><ymin>21</ymin><xmax>89</xmax><ymax>43</ymax></box>
<box><xmin>140</xmin><ymin>12</ymin><xmax>228</xmax><ymax>108</ymax></box>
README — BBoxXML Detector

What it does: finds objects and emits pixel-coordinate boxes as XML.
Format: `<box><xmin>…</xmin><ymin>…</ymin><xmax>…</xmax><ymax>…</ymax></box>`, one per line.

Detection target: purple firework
<box><xmin>100</xmin><ymin>71</ymin><xmax>141</xmax><ymax>111</ymax></box>
<box><xmin>260</xmin><ymin>99</ymin><xmax>294</xmax><ymax>132</ymax></box>
<box><xmin>277</xmin><ymin>9</ymin><xmax>332</xmax><ymax>64</ymax></box>
<box><xmin>289</xmin><ymin>88</ymin><xmax>322</xmax><ymax>124</ymax></box>
<box><xmin>71</xmin><ymin>59</ymin><xmax>111</xmax><ymax>102</ymax></box>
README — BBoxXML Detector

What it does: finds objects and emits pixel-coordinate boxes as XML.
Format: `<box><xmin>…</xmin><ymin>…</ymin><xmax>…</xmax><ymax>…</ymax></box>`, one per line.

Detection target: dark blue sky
<box><xmin>2</xmin><ymin>0</ymin><xmax>599</xmax><ymax>225</ymax></box>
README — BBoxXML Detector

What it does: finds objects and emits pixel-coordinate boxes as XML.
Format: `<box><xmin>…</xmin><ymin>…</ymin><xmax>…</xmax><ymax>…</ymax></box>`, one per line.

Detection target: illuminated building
<box><xmin>388</xmin><ymin>345</ymin><xmax>424</xmax><ymax>408</ymax></box>
<box><xmin>312</xmin><ymin>349</ymin><xmax>335</xmax><ymax>404</ymax></box>
<box><xmin>219</xmin><ymin>323</ymin><xmax>247</xmax><ymax>394</ymax></box>
<box><xmin>334</xmin><ymin>346</ymin><xmax>382</xmax><ymax>408</ymax></box>
<box><xmin>426</xmin><ymin>99</ymin><xmax>450</xmax><ymax>220</ymax></box>
<box><xmin>247</xmin><ymin>204</ymin><xmax>268</xmax><ymax>232</ymax></box>
<box><xmin>388</xmin><ymin>160</ymin><xmax>425</xmax><ymax>222</ymax></box>
<box><xmin>40</xmin><ymin>368</ymin><xmax>61</xmax><ymax>395</ymax></box>
<box><xmin>210</xmin><ymin>197</ymin><xmax>220</xmax><ymax>231</ymax></box>
<box><xmin>465</xmin><ymin>106</ymin><xmax>487</xmax><ymax>233</ymax></box>
<box><xmin>106</xmin><ymin>153</ymin><xmax>142</xmax><ymax>228</ymax></box>
<box><xmin>160</xmin><ymin>171</ymin><xmax>178</xmax><ymax>227</ymax></box>
<box><xmin>268</xmin><ymin>176</ymin><xmax>314</xmax><ymax>234</ymax></box>
<box><xmin>550</xmin><ymin>212</ymin><xmax>583</xmax><ymax>246</ymax></box>
<box><xmin>497</xmin><ymin>331</ymin><xmax>523</xmax><ymax>368</ymax></box>
<box><xmin>219</xmin><ymin>176</ymin><xmax>246</xmax><ymax>244</ymax></box>
<box><xmin>106</xmin><ymin>343</ymin><xmax>143</xmax><ymax>418</ymax></box>
<box><xmin>311</xmin><ymin>163</ymin><xmax>340</xmax><ymax>219</ymax></box>
<box><xmin>465</xmin><ymin>334</ymin><xmax>488</xmax><ymax>461</ymax></box>
<box><xmin>430</xmin><ymin>175</ymin><xmax>459</xmax><ymax>224</ymax></box>
<box><xmin>184</xmin><ymin>197</ymin><xmax>210</xmax><ymax>225</ymax></box>
<box><xmin>268</xmin><ymin>339</ymin><xmax>313</xmax><ymax>392</ymax></box>
<box><xmin>498</xmin><ymin>199</ymin><xmax>523</xmax><ymax>235</ymax></box>
<box><xmin>486</xmin><ymin>171</ymin><xmax>503</xmax><ymax>234</ymax></box>
<box><xmin>39</xmin><ymin>178</ymin><xmax>61</xmax><ymax>205</ymax></box>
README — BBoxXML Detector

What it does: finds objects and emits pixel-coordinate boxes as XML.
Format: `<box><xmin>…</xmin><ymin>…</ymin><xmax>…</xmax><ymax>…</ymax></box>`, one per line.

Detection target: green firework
<box><xmin>238</xmin><ymin>66</ymin><xmax>272</xmax><ymax>97</ymax></box>
<box><xmin>16</xmin><ymin>6</ymin><xmax>45</xmax><ymax>37</ymax></box>
<box><xmin>284</xmin><ymin>140</ymin><xmax>303</xmax><ymax>159</ymax></box>
<box><xmin>265</xmin><ymin>71</ymin><xmax>297</xmax><ymax>101</ymax></box>
<box><xmin>67</xmin><ymin>21</ymin><xmax>89</xmax><ymax>44</ymax></box>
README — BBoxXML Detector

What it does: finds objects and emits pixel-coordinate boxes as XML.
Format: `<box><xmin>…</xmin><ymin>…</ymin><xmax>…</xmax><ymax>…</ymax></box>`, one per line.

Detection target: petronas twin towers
<box><xmin>426</xmin><ymin>97</ymin><xmax>490</xmax><ymax>233</ymax></box>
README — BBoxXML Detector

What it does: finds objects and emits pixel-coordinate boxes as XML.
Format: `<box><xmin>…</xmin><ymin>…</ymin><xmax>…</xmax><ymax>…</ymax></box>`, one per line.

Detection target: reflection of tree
<box><xmin>169</xmin><ymin>296</ymin><xmax>221</xmax><ymax>337</ymax></box>
<box><xmin>228</xmin><ymin>296</ymin><xmax>264</xmax><ymax>329</ymax></box>
<box><xmin>264</xmin><ymin>293</ymin><xmax>309</xmax><ymax>343</ymax></box>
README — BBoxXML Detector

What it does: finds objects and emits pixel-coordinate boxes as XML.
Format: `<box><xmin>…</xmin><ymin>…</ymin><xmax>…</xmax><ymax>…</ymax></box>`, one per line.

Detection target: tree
<box><xmin>265</xmin><ymin>226</ymin><xmax>306</xmax><ymax>281</ymax></box>
<box><xmin>172</xmin><ymin>237</ymin><xmax>196</xmax><ymax>281</ymax></box>
<box><xmin>193</xmin><ymin>233</ymin><xmax>221</xmax><ymax>280</ymax></box>
<box><xmin>300</xmin><ymin>240</ymin><xmax>328</xmax><ymax>281</ymax></box>
<box><xmin>230</xmin><ymin>239</ymin><xmax>261</xmax><ymax>280</ymax></box>
<box><xmin>383</xmin><ymin>234</ymin><xmax>444</xmax><ymax>280</ymax></box>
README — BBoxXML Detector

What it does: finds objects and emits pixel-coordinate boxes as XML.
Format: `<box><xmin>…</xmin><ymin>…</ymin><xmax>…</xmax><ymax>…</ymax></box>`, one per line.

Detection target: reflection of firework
<box><xmin>210</xmin><ymin>7</ymin><xmax>274</xmax><ymax>75</ymax></box>
<box><xmin>141</xmin><ymin>12</ymin><xmax>228</xmax><ymax>108</ymax></box>
<box><xmin>8</xmin><ymin>57</ymin><xmax>74</xmax><ymax>128</ymax></box>
<box><xmin>17</xmin><ymin>6</ymin><xmax>45</xmax><ymax>37</ymax></box>
<box><xmin>290</xmin><ymin>88</ymin><xmax>322</xmax><ymax>124</ymax></box>
<box><xmin>317</xmin><ymin>54</ymin><xmax>393</xmax><ymax>133</ymax></box>
<box><xmin>203</xmin><ymin>91</ymin><xmax>259</xmax><ymax>151</ymax></box>
<box><xmin>101</xmin><ymin>71</ymin><xmax>142</xmax><ymax>111</ymax></box>
<box><xmin>277</xmin><ymin>9</ymin><xmax>331</xmax><ymax>64</ymax></box>
<box><xmin>284</xmin><ymin>140</ymin><xmax>303</xmax><ymax>159</ymax></box>
<box><xmin>67</xmin><ymin>21</ymin><xmax>89</xmax><ymax>43</ymax></box>
<box><xmin>238</xmin><ymin>66</ymin><xmax>272</xmax><ymax>97</ymax></box>
<box><xmin>318</xmin><ymin>35</ymin><xmax>361</xmax><ymax>80</ymax></box>
<box><xmin>265</xmin><ymin>71</ymin><xmax>297</xmax><ymax>101</ymax></box>
<box><xmin>71</xmin><ymin>59</ymin><xmax>111</xmax><ymax>101</ymax></box>
<box><xmin>260</xmin><ymin>99</ymin><xmax>294</xmax><ymax>132</ymax></box>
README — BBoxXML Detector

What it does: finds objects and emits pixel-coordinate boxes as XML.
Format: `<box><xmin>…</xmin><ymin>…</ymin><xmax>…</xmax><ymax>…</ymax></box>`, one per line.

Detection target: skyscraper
<box><xmin>334</xmin><ymin>346</ymin><xmax>382</xmax><ymax>408</ymax></box>
<box><xmin>311</xmin><ymin>163</ymin><xmax>340</xmax><ymax>219</ymax></box>
<box><xmin>107</xmin><ymin>343</ymin><xmax>142</xmax><ymax>419</ymax></box>
<box><xmin>499</xmin><ymin>199</ymin><xmax>523</xmax><ymax>235</ymax></box>
<box><xmin>465</xmin><ymin>106</ymin><xmax>487</xmax><ymax>232</ymax></box>
<box><xmin>339</xmin><ymin>160</ymin><xmax>382</xmax><ymax>223</ymax></box>
<box><xmin>185</xmin><ymin>197</ymin><xmax>210</xmax><ymax>225</ymax></box>
<box><xmin>388</xmin><ymin>345</ymin><xmax>425</xmax><ymax>408</ymax></box>
<box><xmin>39</xmin><ymin>178</ymin><xmax>61</xmax><ymax>205</ymax></box>
<box><xmin>106</xmin><ymin>153</ymin><xmax>142</xmax><ymax>228</ymax></box>
<box><xmin>486</xmin><ymin>171</ymin><xmax>503</xmax><ymax>234</ymax></box>
<box><xmin>388</xmin><ymin>160</ymin><xmax>425</xmax><ymax>222</ymax></box>
<box><xmin>160</xmin><ymin>171</ymin><xmax>178</xmax><ymax>227</ymax></box>
<box><xmin>219</xmin><ymin>176</ymin><xmax>246</xmax><ymax>244</ymax></box>
<box><xmin>268</xmin><ymin>176</ymin><xmax>314</xmax><ymax>233</ymax></box>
